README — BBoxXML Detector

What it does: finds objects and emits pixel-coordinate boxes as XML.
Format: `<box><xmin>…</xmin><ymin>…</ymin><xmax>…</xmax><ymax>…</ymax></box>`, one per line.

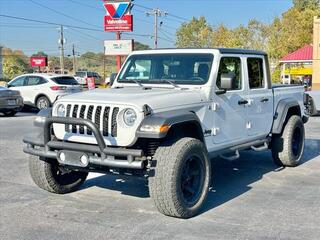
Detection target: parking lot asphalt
<box><xmin>0</xmin><ymin>112</ymin><xmax>319</xmax><ymax>240</ymax></box>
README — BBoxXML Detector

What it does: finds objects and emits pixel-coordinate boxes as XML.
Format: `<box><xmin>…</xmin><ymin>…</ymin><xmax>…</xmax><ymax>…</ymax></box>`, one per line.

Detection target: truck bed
<box><xmin>272</xmin><ymin>84</ymin><xmax>305</xmax><ymax>115</ymax></box>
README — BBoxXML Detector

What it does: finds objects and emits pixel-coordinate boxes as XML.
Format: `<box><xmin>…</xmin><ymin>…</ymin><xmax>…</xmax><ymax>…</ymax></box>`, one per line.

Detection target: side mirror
<box><xmin>220</xmin><ymin>73</ymin><xmax>235</xmax><ymax>90</ymax></box>
<box><xmin>109</xmin><ymin>73</ymin><xmax>117</xmax><ymax>86</ymax></box>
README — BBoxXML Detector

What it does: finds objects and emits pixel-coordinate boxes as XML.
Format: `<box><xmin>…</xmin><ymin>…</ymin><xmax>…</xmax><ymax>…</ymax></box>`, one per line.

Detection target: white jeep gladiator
<box><xmin>24</xmin><ymin>48</ymin><xmax>309</xmax><ymax>218</ymax></box>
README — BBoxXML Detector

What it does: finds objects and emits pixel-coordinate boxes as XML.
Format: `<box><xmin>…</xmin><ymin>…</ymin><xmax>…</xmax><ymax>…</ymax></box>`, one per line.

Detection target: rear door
<box><xmin>24</xmin><ymin>76</ymin><xmax>48</xmax><ymax>103</ymax></box>
<box><xmin>245</xmin><ymin>56</ymin><xmax>273</xmax><ymax>137</ymax></box>
<box><xmin>212</xmin><ymin>55</ymin><xmax>248</xmax><ymax>145</ymax></box>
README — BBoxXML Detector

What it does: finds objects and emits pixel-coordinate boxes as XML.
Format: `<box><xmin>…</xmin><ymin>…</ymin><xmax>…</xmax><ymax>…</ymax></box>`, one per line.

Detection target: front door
<box><xmin>7</xmin><ymin>76</ymin><xmax>28</xmax><ymax>100</ymax></box>
<box><xmin>212</xmin><ymin>56</ymin><xmax>248</xmax><ymax>145</ymax></box>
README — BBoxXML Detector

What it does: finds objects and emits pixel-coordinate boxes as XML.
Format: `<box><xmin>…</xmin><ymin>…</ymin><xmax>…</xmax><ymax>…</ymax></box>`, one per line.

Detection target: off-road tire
<box><xmin>29</xmin><ymin>155</ymin><xmax>88</xmax><ymax>194</ymax></box>
<box><xmin>3</xmin><ymin>110</ymin><xmax>17</xmax><ymax>117</ymax></box>
<box><xmin>271</xmin><ymin>115</ymin><xmax>305</xmax><ymax>167</ymax></box>
<box><xmin>36</xmin><ymin>96</ymin><xmax>51</xmax><ymax>110</ymax></box>
<box><xmin>149</xmin><ymin>137</ymin><xmax>211</xmax><ymax>218</ymax></box>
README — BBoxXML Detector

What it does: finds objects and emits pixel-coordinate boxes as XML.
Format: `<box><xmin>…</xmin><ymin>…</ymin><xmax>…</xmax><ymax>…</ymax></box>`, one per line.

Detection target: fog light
<box><xmin>80</xmin><ymin>155</ymin><xmax>89</xmax><ymax>166</ymax></box>
<box><xmin>59</xmin><ymin>152</ymin><xmax>66</xmax><ymax>162</ymax></box>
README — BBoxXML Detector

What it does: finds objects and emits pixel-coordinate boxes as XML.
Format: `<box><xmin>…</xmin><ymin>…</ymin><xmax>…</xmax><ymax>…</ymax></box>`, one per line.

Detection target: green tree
<box><xmin>134</xmin><ymin>42</ymin><xmax>151</xmax><ymax>50</ymax></box>
<box><xmin>293</xmin><ymin>0</ymin><xmax>320</xmax><ymax>10</ymax></box>
<box><xmin>31</xmin><ymin>51</ymin><xmax>48</xmax><ymax>57</ymax></box>
<box><xmin>47</xmin><ymin>56</ymin><xmax>60</xmax><ymax>71</ymax></box>
<box><xmin>3</xmin><ymin>56</ymin><xmax>29</xmax><ymax>80</ymax></box>
<box><xmin>267</xmin><ymin>3</ymin><xmax>320</xmax><ymax>60</ymax></box>
<box><xmin>176</xmin><ymin>16</ymin><xmax>213</xmax><ymax>48</ymax></box>
<box><xmin>2</xmin><ymin>47</ymin><xmax>30</xmax><ymax>80</ymax></box>
<box><xmin>211</xmin><ymin>24</ymin><xmax>231</xmax><ymax>47</ymax></box>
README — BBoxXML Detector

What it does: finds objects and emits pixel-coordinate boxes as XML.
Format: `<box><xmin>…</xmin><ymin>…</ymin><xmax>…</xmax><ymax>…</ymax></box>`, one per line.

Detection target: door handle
<box><xmin>238</xmin><ymin>99</ymin><xmax>248</xmax><ymax>105</ymax></box>
<box><xmin>261</xmin><ymin>97</ymin><xmax>269</xmax><ymax>103</ymax></box>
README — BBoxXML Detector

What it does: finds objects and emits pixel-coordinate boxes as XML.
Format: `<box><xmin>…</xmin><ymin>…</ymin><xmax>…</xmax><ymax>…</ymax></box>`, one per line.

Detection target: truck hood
<box><xmin>58</xmin><ymin>87</ymin><xmax>204</xmax><ymax>111</ymax></box>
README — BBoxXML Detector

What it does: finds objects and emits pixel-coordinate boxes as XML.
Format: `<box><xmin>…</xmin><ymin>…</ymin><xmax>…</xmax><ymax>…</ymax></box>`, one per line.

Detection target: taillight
<box><xmin>50</xmin><ymin>86</ymin><xmax>67</xmax><ymax>91</ymax></box>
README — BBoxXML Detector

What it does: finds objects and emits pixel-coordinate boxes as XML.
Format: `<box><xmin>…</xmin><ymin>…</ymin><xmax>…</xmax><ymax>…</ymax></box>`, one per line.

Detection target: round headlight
<box><xmin>56</xmin><ymin>104</ymin><xmax>66</xmax><ymax>117</ymax></box>
<box><xmin>123</xmin><ymin>108</ymin><xmax>137</xmax><ymax>126</ymax></box>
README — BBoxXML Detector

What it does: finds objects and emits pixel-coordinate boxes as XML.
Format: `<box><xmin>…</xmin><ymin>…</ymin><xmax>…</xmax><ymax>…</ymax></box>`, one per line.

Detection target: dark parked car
<box><xmin>0</xmin><ymin>86</ymin><xmax>24</xmax><ymax>116</ymax></box>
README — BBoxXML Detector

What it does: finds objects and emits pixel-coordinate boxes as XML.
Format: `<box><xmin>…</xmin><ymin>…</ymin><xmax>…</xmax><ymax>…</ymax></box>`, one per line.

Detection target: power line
<box><xmin>0</xmin><ymin>14</ymin><xmax>104</xmax><ymax>32</ymax></box>
<box><xmin>159</xmin><ymin>29</ymin><xmax>175</xmax><ymax>42</ymax></box>
<box><xmin>29</xmin><ymin>0</ymin><xmax>100</xmax><ymax>29</ymax></box>
<box><xmin>134</xmin><ymin>3</ymin><xmax>189</xmax><ymax>23</ymax></box>
<box><xmin>67</xmin><ymin>28</ymin><xmax>103</xmax><ymax>42</ymax></box>
<box><xmin>0</xmin><ymin>14</ymin><xmax>153</xmax><ymax>39</ymax></box>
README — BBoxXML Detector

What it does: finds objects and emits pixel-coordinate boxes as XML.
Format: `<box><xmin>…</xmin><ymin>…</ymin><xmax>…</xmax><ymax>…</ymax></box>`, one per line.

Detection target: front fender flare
<box><xmin>136</xmin><ymin>110</ymin><xmax>203</xmax><ymax>139</ymax></box>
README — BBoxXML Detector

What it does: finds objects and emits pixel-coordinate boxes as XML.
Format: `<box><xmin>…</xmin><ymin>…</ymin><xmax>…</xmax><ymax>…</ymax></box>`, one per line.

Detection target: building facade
<box><xmin>313</xmin><ymin>16</ymin><xmax>320</xmax><ymax>90</ymax></box>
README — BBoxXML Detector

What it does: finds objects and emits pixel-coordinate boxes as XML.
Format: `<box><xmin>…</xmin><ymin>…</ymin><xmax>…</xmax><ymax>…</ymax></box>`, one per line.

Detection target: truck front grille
<box><xmin>65</xmin><ymin>104</ymin><xmax>119</xmax><ymax>137</ymax></box>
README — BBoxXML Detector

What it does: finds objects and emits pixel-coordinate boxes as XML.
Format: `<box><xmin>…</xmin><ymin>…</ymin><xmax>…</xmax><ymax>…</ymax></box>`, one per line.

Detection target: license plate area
<box><xmin>7</xmin><ymin>99</ymin><xmax>16</xmax><ymax>105</ymax></box>
<box><xmin>57</xmin><ymin>150</ymin><xmax>90</xmax><ymax>167</ymax></box>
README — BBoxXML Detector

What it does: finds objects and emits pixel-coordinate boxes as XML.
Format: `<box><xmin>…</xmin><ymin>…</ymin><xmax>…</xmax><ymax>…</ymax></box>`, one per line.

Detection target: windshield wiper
<box><xmin>161</xmin><ymin>79</ymin><xmax>182</xmax><ymax>89</ymax></box>
<box><xmin>129</xmin><ymin>79</ymin><xmax>145</xmax><ymax>88</ymax></box>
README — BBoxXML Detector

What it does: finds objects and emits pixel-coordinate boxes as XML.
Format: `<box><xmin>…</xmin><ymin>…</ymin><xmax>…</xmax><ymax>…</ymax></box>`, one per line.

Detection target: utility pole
<box><xmin>72</xmin><ymin>44</ymin><xmax>76</xmax><ymax>74</ymax></box>
<box><xmin>116</xmin><ymin>32</ymin><xmax>121</xmax><ymax>71</ymax></box>
<box><xmin>59</xmin><ymin>25</ymin><xmax>65</xmax><ymax>74</ymax></box>
<box><xmin>146</xmin><ymin>8</ymin><xmax>167</xmax><ymax>49</ymax></box>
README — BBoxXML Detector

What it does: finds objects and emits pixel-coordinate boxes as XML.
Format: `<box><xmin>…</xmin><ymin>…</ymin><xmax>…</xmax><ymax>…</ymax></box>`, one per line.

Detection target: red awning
<box><xmin>280</xmin><ymin>44</ymin><xmax>313</xmax><ymax>62</ymax></box>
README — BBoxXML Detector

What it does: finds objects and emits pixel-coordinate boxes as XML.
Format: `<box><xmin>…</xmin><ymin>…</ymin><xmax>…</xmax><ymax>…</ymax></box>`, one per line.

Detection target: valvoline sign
<box><xmin>104</xmin><ymin>1</ymin><xmax>133</xmax><ymax>32</ymax></box>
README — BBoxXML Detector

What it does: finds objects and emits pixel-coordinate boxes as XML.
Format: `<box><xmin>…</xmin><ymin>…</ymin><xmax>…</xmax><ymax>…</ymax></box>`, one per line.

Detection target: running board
<box><xmin>219</xmin><ymin>150</ymin><xmax>240</xmax><ymax>161</ymax></box>
<box><xmin>251</xmin><ymin>142</ymin><xmax>269</xmax><ymax>152</ymax></box>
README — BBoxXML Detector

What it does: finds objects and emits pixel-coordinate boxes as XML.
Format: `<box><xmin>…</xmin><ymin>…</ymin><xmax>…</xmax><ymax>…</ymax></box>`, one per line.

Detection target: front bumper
<box><xmin>23</xmin><ymin>117</ymin><xmax>146</xmax><ymax>170</ymax></box>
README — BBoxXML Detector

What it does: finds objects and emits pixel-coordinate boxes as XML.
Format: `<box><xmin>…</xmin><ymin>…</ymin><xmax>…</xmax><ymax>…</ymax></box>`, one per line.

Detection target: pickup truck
<box><xmin>23</xmin><ymin>48</ymin><xmax>309</xmax><ymax>218</ymax></box>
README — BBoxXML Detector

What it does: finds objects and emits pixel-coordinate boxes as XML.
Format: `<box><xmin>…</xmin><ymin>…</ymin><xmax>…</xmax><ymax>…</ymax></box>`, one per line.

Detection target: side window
<box><xmin>10</xmin><ymin>76</ymin><xmax>26</xmax><ymax>87</ymax></box>
<box><xmin>27</xmin><ymin>76</ymin><xmax>47</xmax><ymax>86</ymax></box>
<box><xmin>217</xmin><ymin>57</ymin><xmax>242</xmax><ymax>90</ymax></box>
<box><xmin>247</xmin><ymin>58</ymin><xmax>264</xmax><ymax>89</ymax></box>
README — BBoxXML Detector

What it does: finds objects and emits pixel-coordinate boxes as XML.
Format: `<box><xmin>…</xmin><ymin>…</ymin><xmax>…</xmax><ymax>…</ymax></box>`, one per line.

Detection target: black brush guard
<box><xmin>23</xmin><ymin>117</ymin><xmax>145</xmax><ymax>169</ymax></box>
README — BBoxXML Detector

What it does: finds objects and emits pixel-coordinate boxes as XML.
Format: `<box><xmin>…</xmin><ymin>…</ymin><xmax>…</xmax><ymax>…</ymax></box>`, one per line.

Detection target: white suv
<box><xmin>7</xmin><ymin>73</ymin><xmax>81</xmax><ymax>110</ymax></box>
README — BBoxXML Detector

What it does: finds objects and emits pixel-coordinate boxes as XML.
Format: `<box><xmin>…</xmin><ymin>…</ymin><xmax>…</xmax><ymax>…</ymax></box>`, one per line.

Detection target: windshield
<box><xmin>52</xmin><ymin>76</ymin><xmax>79</xmax><ymax>85</ymax></box>
<box><xmin>118</xmin><ymin>54</ymin><xmax>213</xmax><ymax>85</ymax></box>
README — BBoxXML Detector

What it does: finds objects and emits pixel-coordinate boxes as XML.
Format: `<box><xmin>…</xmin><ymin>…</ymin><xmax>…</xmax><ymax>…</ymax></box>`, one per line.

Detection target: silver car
<box><xmin>0</xmin><ymin>86</ymin><xmax>24</xmax><ymax>116</ymax></box>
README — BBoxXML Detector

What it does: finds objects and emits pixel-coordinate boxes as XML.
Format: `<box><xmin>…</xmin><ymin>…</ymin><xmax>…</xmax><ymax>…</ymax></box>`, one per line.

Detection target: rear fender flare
<box><xmin>272</xmin><ymin>98</ymin><xmax>301</xmax><ymax>134</ymax></box>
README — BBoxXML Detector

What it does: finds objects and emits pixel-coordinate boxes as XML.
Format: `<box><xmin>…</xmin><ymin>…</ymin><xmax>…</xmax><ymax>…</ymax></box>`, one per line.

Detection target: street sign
<box><xmin>103</xmin><ymin>1</ymin><xmax>133</xmax><ymax>32</ymax></box>
<box><xmin>104</xmin><ymin>39</ymin><xmax>134</xmax><ymax>56</ymax></box>
<box><xmin>30</xmin><ymin>57</ymin><xmax>47</xmax><ymax>67</ymax></box>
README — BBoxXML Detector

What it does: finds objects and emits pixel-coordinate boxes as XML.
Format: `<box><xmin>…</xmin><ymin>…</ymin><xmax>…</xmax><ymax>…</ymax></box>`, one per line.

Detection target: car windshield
<box><xmin>52</xmin><ymin>76</ymin><xmax>79</xmax><ymax>85</ymax></box>
<box><xmin>118</xmin><ymin>54</ymin><xmax>214</xmax><ymax>85</ymax></box>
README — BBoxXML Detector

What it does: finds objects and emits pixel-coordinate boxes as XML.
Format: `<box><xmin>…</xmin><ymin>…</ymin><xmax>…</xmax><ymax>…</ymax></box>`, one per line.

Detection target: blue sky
<box><xmin>0</xmin><ymin>0</ymin><xmax>293</xmax><ymax>56</ymax></box>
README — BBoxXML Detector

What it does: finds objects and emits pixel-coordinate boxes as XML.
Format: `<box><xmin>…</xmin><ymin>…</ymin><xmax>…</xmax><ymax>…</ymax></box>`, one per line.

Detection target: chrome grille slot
<box><xmin>86</xmin><ymin>105</ymin><xmax>94</xmax><ymax>135</ymax></box>
<box><xmin>65</xmin><ymin>104</ymin><xmax>72</xmax><ymax>132</ymax></box>
<box><xmin>72</xmin><ymin>105</ymin><xmax>79</xmax><ymax>133</ymax></box>
<box><xmin>79</xmin><ymin>105</ymin><xmax>86</xmax><ymax>134</ymax></box>
<box><xmin>111</xmin><ymin>107</ymin><xmax>119</xmax><ymax>137</ymax></box>
<box><xmin>95</xmin><ymin>106</ymin><xmax>102</xmax><ymax>130</ymax></box>
<box><xmin>103</xmin><ymin>107</ymin><xmax>110</xmax><ymax>136</ymax></box>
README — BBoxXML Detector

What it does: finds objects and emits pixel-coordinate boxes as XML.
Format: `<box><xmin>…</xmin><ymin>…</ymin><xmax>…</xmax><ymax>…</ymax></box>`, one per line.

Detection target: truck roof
<box><xmin>132</xmin><ymin>48</ymin><xmax>267</xmax><ymax>56</ymax></box>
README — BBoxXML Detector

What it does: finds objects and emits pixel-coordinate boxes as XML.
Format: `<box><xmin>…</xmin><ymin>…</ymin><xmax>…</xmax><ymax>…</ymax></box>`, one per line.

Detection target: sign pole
<box><xmin>116</xmin><ymin>32</ymin><xmax>122</xmax><ymax>71</ymax></box>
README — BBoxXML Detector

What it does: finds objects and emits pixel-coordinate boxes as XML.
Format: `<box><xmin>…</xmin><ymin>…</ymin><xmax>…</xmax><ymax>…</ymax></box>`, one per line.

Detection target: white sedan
<box><xmin>7</xmin><ymin>73</ymin><xmax>82</xmax><ymax>110</ymax></box>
